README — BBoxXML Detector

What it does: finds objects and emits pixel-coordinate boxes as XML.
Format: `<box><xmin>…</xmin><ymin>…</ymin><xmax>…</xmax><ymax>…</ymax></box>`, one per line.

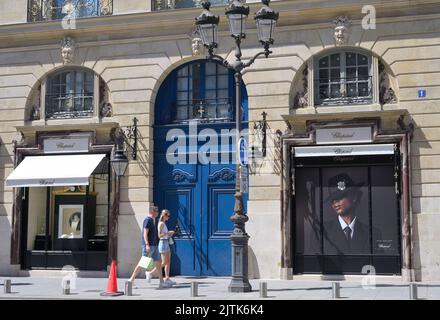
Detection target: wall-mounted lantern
<box><xmin>110</xmin><ymin>150</ymin><xmax>129</xmax><ymax>178</ymax></box>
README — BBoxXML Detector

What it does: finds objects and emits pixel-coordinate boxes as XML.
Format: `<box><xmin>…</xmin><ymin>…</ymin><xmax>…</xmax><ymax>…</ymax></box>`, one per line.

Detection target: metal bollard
<box><xmin>191</xmin><ymin>281</ymin><xmax>198</xmax><ymax>297</ymax></box>
<box><xmin>332</xmin><ymin>282</ymin><xmax>341</xmax><ymax>299</ymax></box>
<box><xmin>259</xmin><ymin>281</ymin><xmax>268</xmax><ymax>298</ymax></box>
<box><xmin>409</xmin><ymin>283</ymin><xmax>418</xmax><ymax>300</ymax></box>
<box><xmin>125</xmin><ymin>281</ymin><xmax>132</xmax><ymax>296</ymax></box>
<box><xmin>63</xmin><ymin>279</ymin><xmax>70</xmax><ymax>295</ymax></box>
<box><xmin>4</xmin><ymin>279</ymin><xmax>11</xmax><ymax>294</ymax></box>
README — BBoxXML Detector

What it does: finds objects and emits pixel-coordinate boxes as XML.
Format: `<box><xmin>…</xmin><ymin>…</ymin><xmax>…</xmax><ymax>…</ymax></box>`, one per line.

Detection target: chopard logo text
<box><xmin>39</xmin><ymin>180</ymin><xmax>55</xmax><ymax>185</ymax></box>
<box><xmin>56</xmin><ymin>142</ymin><xmax>76</xmax><ymax>149</ymax></box>
<box><xmin>331</xmin><ymin>132</ymin><xmax>355</xmax><ymax>139</ymax></box>
<box><xmin>333</xmin><ymin>148</ymin><xmax>353</xmax><ymax>154</ymax></box>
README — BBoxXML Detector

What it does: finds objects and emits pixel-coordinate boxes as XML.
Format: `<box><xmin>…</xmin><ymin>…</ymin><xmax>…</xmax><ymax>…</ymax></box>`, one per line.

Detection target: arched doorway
<box><xmin>153</xmin><ymin>59</ymin><xmax>248</xmax><ymax>276</ymax></box>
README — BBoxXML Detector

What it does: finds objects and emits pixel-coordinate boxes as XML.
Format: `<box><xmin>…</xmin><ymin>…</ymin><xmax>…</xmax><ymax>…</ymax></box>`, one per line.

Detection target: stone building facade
<box><xmin>0</xmin><ymin>0</ymin><xmax>440</xmax><ymax>281</ymax></box>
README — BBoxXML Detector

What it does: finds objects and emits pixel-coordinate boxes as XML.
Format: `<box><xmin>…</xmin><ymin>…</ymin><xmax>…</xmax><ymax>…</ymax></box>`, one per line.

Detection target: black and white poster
<box><xmin>295</xmin><ymin>166</ymin><xmax>400</xmax><ymax>258</ymax></box>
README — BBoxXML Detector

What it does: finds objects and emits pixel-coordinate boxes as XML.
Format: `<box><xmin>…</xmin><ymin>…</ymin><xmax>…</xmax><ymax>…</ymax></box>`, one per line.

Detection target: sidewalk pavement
<box><xmin>1</xmin><ymin>276</ymin><xmax>440</xmax><ymax>300</ymax></box>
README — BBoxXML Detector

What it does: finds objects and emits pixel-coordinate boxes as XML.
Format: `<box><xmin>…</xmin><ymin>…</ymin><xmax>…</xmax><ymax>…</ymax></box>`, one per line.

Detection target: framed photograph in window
<box><xmin>58</xmin><ymin>204</ymin><xmax>84</xmax><ymax>239</ymax></box>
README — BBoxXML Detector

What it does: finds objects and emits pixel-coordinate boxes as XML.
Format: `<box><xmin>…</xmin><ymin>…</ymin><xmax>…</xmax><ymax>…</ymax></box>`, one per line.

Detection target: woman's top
<box><xmin>158</xmin><ymin>221</ymin><xmax>169</xmax><ymax>240</ymax></box>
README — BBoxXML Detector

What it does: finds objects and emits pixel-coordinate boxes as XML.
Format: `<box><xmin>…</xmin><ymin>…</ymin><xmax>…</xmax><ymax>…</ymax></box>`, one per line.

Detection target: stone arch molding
<box><xmin>24</xmin><ymin>65</ymin><xmax>112</xmax><ymax>122</ymax></box>
<box><xmin>290</xmin><ymin>46</ymin><xmax>399</xmax><ymax>111</ymax></box>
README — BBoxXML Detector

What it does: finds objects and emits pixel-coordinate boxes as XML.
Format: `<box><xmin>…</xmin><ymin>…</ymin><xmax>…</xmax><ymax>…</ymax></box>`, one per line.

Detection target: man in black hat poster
<box><xmin>323</xmin><ymin>173</ymin><xmax>370</xmax><ymax>254</ymax></box>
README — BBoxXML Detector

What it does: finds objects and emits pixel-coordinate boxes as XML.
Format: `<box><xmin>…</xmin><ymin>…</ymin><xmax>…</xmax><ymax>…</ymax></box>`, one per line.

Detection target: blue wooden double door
<box><xmin>153</xmin><ymin>59</ymin><xmax>248</xmax><ymax>276</ymax></box>
<box><xmin>154</xmin><ymin>123</ymin><xmax>240</xmax><ymax>276</ymax></box>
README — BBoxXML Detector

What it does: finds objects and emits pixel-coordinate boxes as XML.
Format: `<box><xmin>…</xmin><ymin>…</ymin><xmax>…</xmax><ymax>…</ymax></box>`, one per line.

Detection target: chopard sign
<box><xmin>331</xmin><ymin>132</ymin><xmax>355</xmax><ymax>139</ymax></box>
<box><xmin>334</xmin><ymin>148</ymin><xmax>353</xmax><ymax>154</ymax></box>
<box><xmin>39</xmin><ymin>179</ymin><xmax>55</xmax><ymax>185</ymax></box>
<box><xmin>44</xmin><ymin>138</ymin><xmax>89</xmax><ymax>153</ymax></box>
<box><xmin>56</xmin><ymin>142</ymin><xmax>75</xmax><ymax>149</ymax></box>
<box><xmin>316</xmin><ymin>127</ymin><xmax>372</xmax><ymax>145</ymax></box>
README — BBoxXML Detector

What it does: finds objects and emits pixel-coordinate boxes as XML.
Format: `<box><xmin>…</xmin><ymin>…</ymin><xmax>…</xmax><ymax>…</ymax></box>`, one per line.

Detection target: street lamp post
<box><xmin>195</xmin><ymin>0</ymin><xmax>279</xmax><ymax>293</ymax></box>
<box><xmin>109</xmin><ymin>150</ymin><xmax>129</xmax><ymax>262</ymax></box>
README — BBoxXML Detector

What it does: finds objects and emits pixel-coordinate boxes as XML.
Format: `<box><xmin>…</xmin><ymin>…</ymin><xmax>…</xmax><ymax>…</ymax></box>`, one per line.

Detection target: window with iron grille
<box><xmin>175</xmin><ymin>61</ymin><xmax>233</xmax><ymax>122</ymax></box>
<box><xmin>315</xmin><ymin>51</ymin><xmax>373</xmax><ymax>106</ymax></box>
<box><xmin>153</xmin><ymin>0</ymin><xmax>228</xmax><ymax>11</ymax></box>
<box><xmin>27</xmin><ymin>0</ymin><xmax>113</xmax><ymax>22</ymax></box>
<box><xmin>46</xmin><ymin>69</ymin><xmax>95</xmax><ymax>119</ymax></box>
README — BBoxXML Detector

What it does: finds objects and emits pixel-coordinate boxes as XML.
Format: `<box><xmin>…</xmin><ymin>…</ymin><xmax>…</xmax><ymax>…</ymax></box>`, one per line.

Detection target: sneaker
<box><xmin>165</xmin><ymin>278</ymin><xmax>176</xmax><ymax>286</ymax></box>
<box><xmin>145</xmin><ymin>271</ymin><xmax>152</xmax><ymax>283</ymax></box>
<box><xmin>157</xmin><ymin>281</ymin><xmax>171</xmax><ymax>289</ymax></box>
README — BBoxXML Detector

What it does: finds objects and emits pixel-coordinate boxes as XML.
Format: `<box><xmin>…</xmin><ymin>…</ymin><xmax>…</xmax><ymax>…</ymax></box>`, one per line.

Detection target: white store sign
<box><xmin>44</xmin><ymin>138</ymin><xmax>90</xmax><ymax>154</ymax></box>
<box><xmin>316</xmin><ymin>127</ymin><xmax>372</xmax><ymax>145</ymax></box>
<box><xmin>294</xmin><ymin>144</ymin><xmax>395</xmax><ymax>157</ymax></box>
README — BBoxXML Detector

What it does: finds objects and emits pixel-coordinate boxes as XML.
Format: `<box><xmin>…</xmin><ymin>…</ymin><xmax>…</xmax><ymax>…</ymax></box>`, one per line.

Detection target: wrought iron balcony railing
<box><xmin>315</xmin><ymin>76</ymin><xmax>373</xmax><ymax>106</ymax></box>
<box><xmin>174</xmin><ymin>97</ymin><xmax>233</xmax><ymax>122</ymax></box>
<box><xmin>28</xmin><ymin>0</ymin><xmax>113</xmax><ymax>22</ymax></box>
<box><xmin>45</xmin><ymin>93</ymin><xmax>94</xmax><ymax>119</ymax></box>
<box><xmin>153</xmin><ymin>0</ymin><xmax>228</xmax><ymax>11</ymax></box>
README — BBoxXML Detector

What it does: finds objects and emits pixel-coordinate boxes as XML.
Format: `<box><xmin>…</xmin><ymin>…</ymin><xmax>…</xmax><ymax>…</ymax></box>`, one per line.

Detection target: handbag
<box><xmin>137</xmin><ymin>256</ymin><xmax>154</xmax><ymax>271</ymax></box>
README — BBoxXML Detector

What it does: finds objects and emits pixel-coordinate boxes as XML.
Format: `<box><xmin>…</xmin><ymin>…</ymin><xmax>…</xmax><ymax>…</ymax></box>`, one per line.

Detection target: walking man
<box><xmin>129</xmin><ymin>205</ymin><xmax>170</xmax><ymax>289</ymax></box>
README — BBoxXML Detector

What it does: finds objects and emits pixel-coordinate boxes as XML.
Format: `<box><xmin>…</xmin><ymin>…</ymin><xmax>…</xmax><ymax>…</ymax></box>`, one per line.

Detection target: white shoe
<box><xmin>165</xmin><ymin>278</ymin><xmax>176</xmax><ymax>286</ymax></box>
<box><xmin>145</xmin><ymin>271</ymin><xmax>152</xmax><ymax>283</ymax></box>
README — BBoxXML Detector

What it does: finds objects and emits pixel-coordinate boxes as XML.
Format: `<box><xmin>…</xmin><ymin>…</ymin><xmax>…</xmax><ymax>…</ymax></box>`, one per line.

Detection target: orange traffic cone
<box><xmin>100</xmin><ymin>260</ymin><xmax>124</xmax><ymax>296</ymax></box>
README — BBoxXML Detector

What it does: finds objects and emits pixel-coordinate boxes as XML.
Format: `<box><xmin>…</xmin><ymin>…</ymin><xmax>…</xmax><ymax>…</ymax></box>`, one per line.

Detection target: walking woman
<box><xmin>158</xmin><ymin>209</ymin><xmax>176</xmax><ymax>286</ymax></box>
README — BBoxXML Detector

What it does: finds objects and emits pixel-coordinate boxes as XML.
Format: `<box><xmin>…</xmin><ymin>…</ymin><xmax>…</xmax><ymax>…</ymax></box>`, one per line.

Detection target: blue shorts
<box><xmin>142</xmin><ymin>245</ymin><xmax>161</xmax><ymax>262</ymax></box>
<box><xmin>158</xmin><ymin>239</ymin><xmax>170</xmax><ymax>253</ymax></box>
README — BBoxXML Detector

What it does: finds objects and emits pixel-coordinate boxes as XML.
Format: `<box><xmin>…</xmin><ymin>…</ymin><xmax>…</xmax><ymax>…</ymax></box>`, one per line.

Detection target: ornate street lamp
<box><xmin>195</xmin><ymin>1</ymin><xmax>220</xmax><ymax>56</ymax></box>
<box><xmin>255</xmin><ymin>0</ymin><xmax>279</xmax><ymax>55</ymax></box>
<box><xmin>108</xmin><ymin>149</ymin><xmax>129</xmax><ymax>264</ymax></box>
<box><xmin>194</xmin><ymin>0</ymin><xmax>279</xmax><ymax>293</ymax></box>
<box><xmin>225</xmin><ymin>0</ymin><xmax>250</xmax><ymax>40</ymax></box>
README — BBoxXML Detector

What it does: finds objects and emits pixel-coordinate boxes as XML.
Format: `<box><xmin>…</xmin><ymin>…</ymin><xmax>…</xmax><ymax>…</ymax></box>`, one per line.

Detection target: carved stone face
<box><xmin>61</xmin><ymin>37</ymin><xmax>75</xmax><ymax>64</ymax></box>
<box><xmin>62</xmin><ymin>46</ymin><xmax>73</xmax><ymax>64</ymax></box>
<box><xmin>334</xmin><ymin>25</ymin><xmax>349</xmax><ymax>46</ymax></box>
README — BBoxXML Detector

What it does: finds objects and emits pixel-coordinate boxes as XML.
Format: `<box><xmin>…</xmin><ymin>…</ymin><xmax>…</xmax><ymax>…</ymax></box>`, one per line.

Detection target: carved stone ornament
<box><xmin>30</xmin><ymin>104</ymin><xmax>41</xmax><ymax>121</ymax></box>
<box><xmin>192</xmin><ymin>37</ymin><xmax>204</xmax><ymax>56</ymax></box>
<box><xmin>333</xmin><ymin>16</ymin><xmax>351</xmax><ymax>47</ymax></box>
<box><xmin>110</xmin><ymin>127</ymin><xmax>125</xmax><ymax>150</ymax></box>
<box><xmin>284</xmin><ymin>123</ymin><xmax>293</xmax><ymax>136</ymax></box>
<box><xmin>101</xmin><ymin>102</ymin><xmax>113</xmax><ymax>118</ymax></box>
<box><xmin>293</xmin><ymin>66</ymin><xmax>309</xmax><ymax>108</ymax></box>
<box><xmin>29</xmin><ymin>84</ymin><xmax>41</xmax><ymax>121</ymax></box>
<box><xmin>61</xmin><ymin>36</ymin><xmax>76</xmax><ymax>64</ymax></box>
<box><xmin>12</xmin><ymin>131</ymin><xmax>26</xmax><ymax>147</ymax></box>
<box><xmin>379</xmin><ymin>61</ymin><xmax>397</xmax><ymax>105</ymax></box>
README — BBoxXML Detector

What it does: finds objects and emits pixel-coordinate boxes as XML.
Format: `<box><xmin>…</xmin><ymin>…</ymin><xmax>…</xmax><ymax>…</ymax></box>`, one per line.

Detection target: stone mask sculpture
<box><xmin>61</xmin><ymin>36</ymin><xmax>76</xmax><ymax>64</ymax></box>
<box><xmin>333</xmin><ymin>16</ymin><xmax>350</xmax><ymax>47</ymax></box>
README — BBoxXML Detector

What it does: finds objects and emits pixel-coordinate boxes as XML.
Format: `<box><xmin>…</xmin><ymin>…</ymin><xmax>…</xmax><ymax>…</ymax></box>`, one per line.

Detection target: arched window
<box><xmin>155</xmin><ymin>60</ymin><xmax>246</xmax><ymax>125</ymax></box>
<box><xmin>175</xmin><ymin>61</ymin><xmax>232</xmax><ymax>121</ymax></box>
<box><xmin>315</xmin><ymin>51</ymin><xmax>372</xmax><ymax>106</ymax></box>
<box><xmin>45</xmin><ymin>69</ymin><xmax>95</xmax><ymax>119</ymax></box>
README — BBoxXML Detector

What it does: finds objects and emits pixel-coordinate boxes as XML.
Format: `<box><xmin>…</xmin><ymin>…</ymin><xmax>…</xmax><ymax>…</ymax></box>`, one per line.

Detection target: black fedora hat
<box><xmin>325</xmin><ymin>173</ymin><xmax>363</xmax><ymax>202</ymax></box>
